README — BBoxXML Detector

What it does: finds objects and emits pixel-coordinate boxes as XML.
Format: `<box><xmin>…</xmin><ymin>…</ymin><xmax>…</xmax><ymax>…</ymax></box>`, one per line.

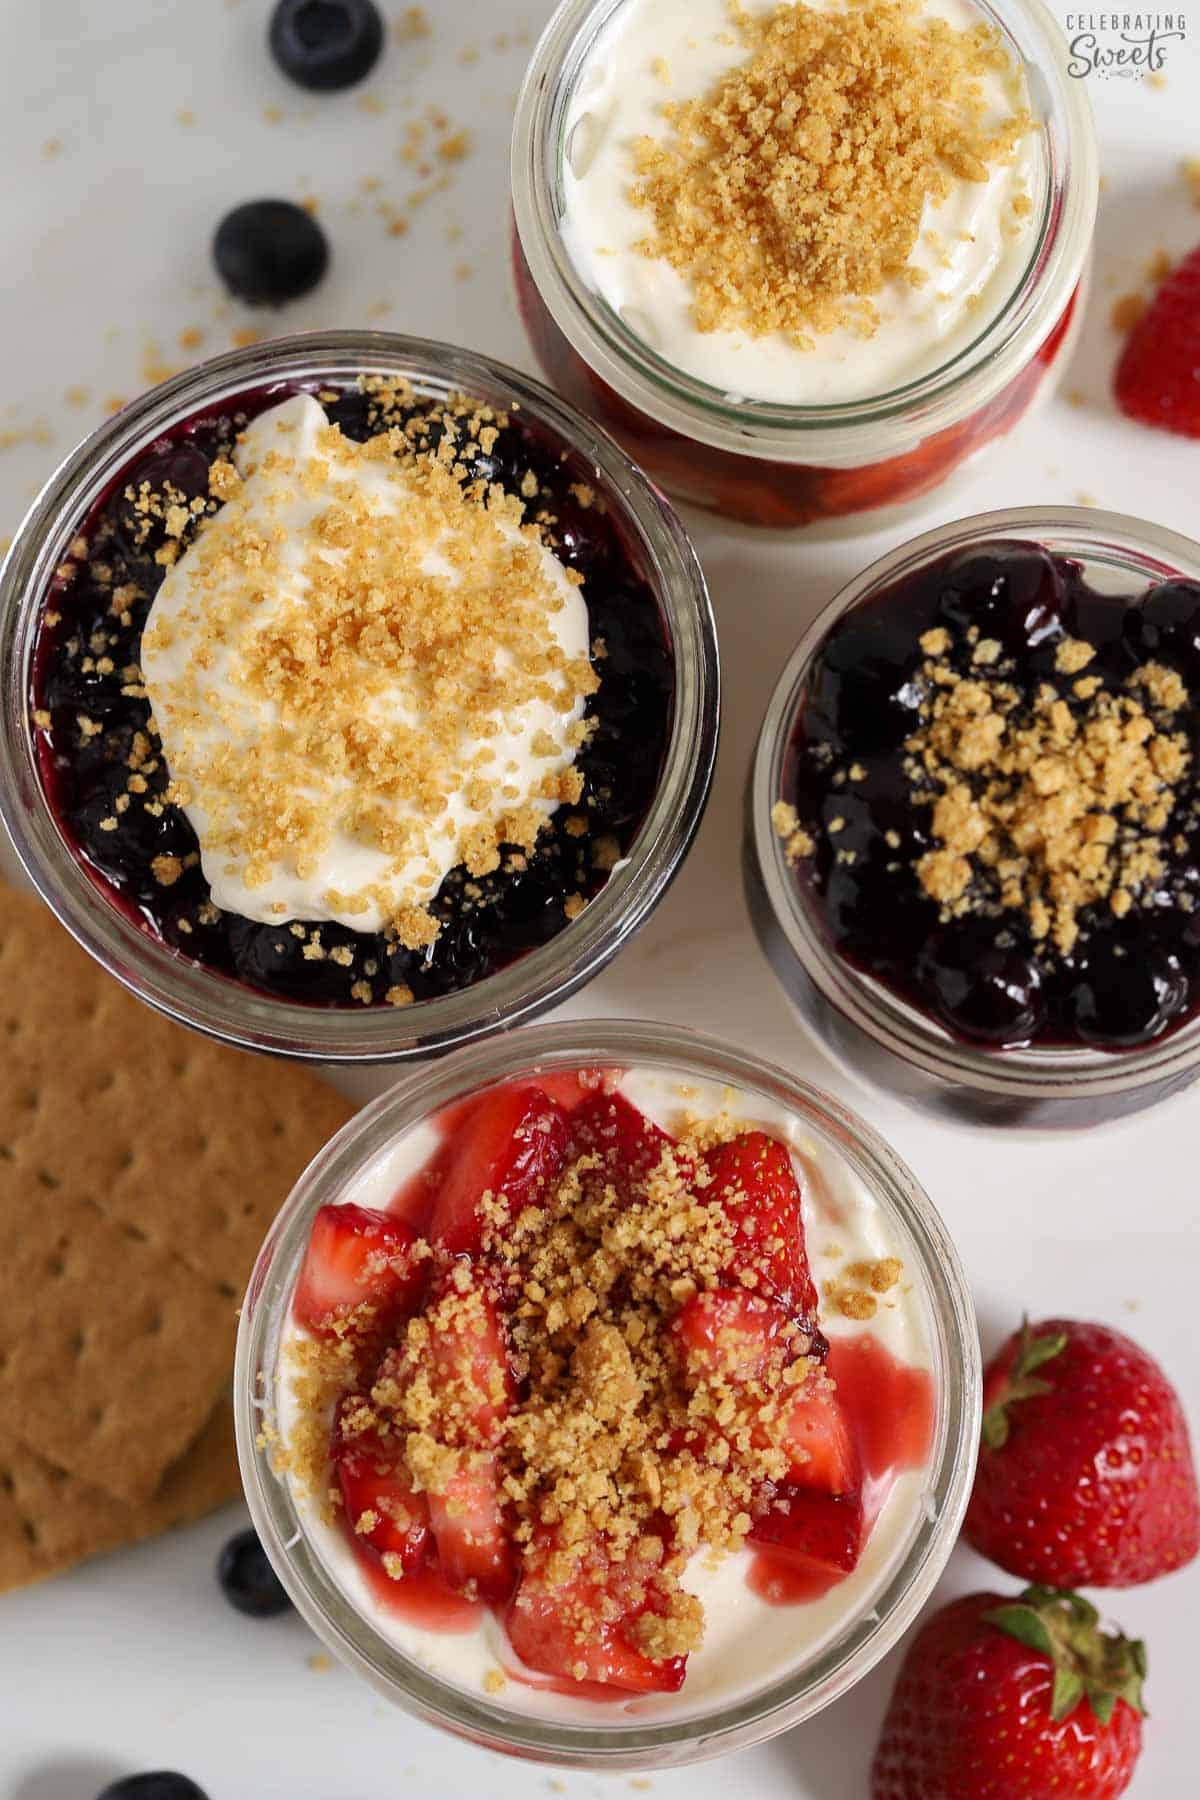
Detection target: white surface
<box><xmin>0</xmin><ymin>2</ymin><xmax>1198</xmax><ymax>1796</ymax></box>
<box><xmin>276</xmin><ymin>1066</ymin><xmax>931</xmax><ymax>1722</ymax></box>
<box><xmin>143</xmin><ymin>391</ymin><xmax>589</xmax><ymax>932</ymax></box>
<box><xmin>561</xmin><ymin>0</ymin><xmax>1042</xmax><ymax>402</ymax></box>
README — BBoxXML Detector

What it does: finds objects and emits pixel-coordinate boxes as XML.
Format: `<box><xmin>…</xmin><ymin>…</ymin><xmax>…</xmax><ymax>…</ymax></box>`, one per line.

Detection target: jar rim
<box><xmin>751</xmin><ymin>504</ymin><xmax>1200</xmax><ymax>1106</ymax></box>
<box><xmin>0</xmin><ymin>331</ymin><xmax>719</xmax><ymax>1062</ymax></box>
<box><xmin>511</xmin><ymin>0</ymin><xmax>1098</xmax><ymax>460</ymax></box>
<box><xmin>234</xmin><ymin>1017</ymin><xmax>981</xmax><ymax>1767</ymax></box>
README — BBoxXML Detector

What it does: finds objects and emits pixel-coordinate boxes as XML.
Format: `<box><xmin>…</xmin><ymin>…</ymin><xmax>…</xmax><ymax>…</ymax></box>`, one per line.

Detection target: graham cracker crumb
<box><xmin>1110</xmin><ymin>292</ymin><xmax>1146</xmax><ymax>335</ymax></box>
<box><xmin>629</xmin><ymin>0</ymin><xmax>1031</xmax><ymax>348</ymax></box>
<box><xmin>772</xmin><ymin>799</ymin><xmax>815</xmax><ymax>865</ymax></box>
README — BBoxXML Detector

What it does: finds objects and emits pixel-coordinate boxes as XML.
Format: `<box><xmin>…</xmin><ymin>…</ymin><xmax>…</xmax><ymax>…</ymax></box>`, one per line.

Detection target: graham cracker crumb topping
<box><xmin>630</xmin><ymin>0</ymin><xmax>1032</xmax><ymax>348</ymax></box>
<box><xmin>907</xmin><ymin>625</ymin><xmax>1191</xmax><ymax>955</ymax></box>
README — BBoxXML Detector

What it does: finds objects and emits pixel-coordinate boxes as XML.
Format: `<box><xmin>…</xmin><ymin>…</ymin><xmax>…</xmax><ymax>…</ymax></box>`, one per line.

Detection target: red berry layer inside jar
<box><xmin>777</xmin><ymin>541</ymin><xmax>1200</xmax><ymax>1051</ymax></box>
<box><xmin>281</xmin><ymin>1073</ymin><xmax>933</xmax><ymax>1696</ymax></box>
<box><xmin>30</xmin><ymin>381</ymin><xmax>673</xmax><ymax>1008</ymax></box>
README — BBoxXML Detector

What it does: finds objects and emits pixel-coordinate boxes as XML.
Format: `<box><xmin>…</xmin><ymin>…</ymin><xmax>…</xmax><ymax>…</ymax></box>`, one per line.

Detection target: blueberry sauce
<box><xmin>31</xmin><ymin>380</ymin><xmax>674</xmax><ymax>1009</ymax></box>
<box><xmin>781</xmin><ymin>541</ymin><xmax>1200</xmax><ymax>1051</ymax></box>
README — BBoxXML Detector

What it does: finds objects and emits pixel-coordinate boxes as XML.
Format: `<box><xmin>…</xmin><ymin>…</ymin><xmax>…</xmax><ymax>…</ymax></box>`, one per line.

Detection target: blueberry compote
<box><xmin>30</xmin><ymin>381</ymin><xmax>673</xmax><ymax>1008</ymax></box>
<box><xmin>781</xmin><ymin>541</ymin><xmax>1200</xmax><ymax>1052</ymax></box>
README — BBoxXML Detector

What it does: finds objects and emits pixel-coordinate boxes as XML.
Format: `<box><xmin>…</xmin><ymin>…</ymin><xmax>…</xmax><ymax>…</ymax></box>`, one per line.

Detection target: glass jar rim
<box><xmin>511</xmin><ymin>0</ymin><xmax>1098</xmax><ymax>460</ymax></box>
<box><xmin>751</xmin><ymin>504</ymin><xmax>1200</xmax><ymax>1109</ymax></box>
<box><xmin>0</xmin><ymin>330</ymin><xmax>719</xmax><ymax>1062</ymax></box>
<box><xmin>235</xmin><ymin>1017</ymin><xmax>980</xmax><ymax>1768</ymax></box>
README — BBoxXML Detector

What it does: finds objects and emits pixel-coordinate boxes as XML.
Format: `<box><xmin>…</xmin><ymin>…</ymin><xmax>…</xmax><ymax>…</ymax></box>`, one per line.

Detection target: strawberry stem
<box><xmin>981</xmin><ymin>1318</ymin><xmax>1068</xmax><ymax>1450</ymax></box>
<box><xmin>983</xmin><ymin>1585</ymin><xmax>1148</xmax><ymax>1726</ymax></box>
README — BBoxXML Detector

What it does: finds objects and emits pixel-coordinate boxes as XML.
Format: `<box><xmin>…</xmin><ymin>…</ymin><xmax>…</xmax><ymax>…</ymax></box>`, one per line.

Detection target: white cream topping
<box><xmin>276</xmin><ymin>1068</ymin><xmax>936</xmax><ymax>1724</ymax></box>
<box><xmin>141</xmin><ymin>395</ymin><xmax>591</xmax><ymax>933</ymax></box>
<box><xmin>560</xmin><ymin>0</ymin><xmax>1044</xmax><ymax>405</ymax></box>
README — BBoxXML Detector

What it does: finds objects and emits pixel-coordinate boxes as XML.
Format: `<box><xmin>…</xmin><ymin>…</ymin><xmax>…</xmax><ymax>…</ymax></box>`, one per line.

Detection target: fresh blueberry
<box><xmin>1122</xmin><ymin>578</ymin><xmax>1200</xmax><ymax>673</ymax></box>
<box><xmin>213</xmin><ymin>200</ymin><xmax>329</xmax><ymax>307</ymax></box>
<box><xmin>96</xmin><ymin>1776</ymin><xmax>209</xmax><ymax>1800</ymax></box>
<box><xmin>1069</xmin><ymin>934</ymin><xmax>1188</xmax><ymax>1046</ymax></box>
<box><xmin>269</xmin><ymin>0</ymin><xmax>385</xmax><ymax>91</ymax></box>
<box><xmin>916</xmin><ymin>922</ymin><xmax>1046</xmax><ymax>1046</ymax></box>
<box><xmin>216</xmin><ymin>1526</ymin><xmax>293</xmax><ymax>1618</ymax></box>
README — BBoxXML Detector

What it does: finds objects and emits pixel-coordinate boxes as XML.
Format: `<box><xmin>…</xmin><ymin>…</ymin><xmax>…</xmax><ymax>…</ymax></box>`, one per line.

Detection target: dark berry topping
<box><xmin>781</xmin><ymin>540</ymin><xmax>1200</xmax><ymax>1054</ymax></box>
<box><xmin>216</xmin><ymin>1526</ymin><xmax>293</xmax><ymax>1617</ymax></box>
<box><xmin>212</xmin><ymin>199</ymin><xmax>329</xmax><ymax>306</ymax></box>
<box><xmin>96</xmin><ymin>1778</ymin><xmax>209</xmax><ymax>1800</ymax></box>
<box><xmin>269</xmin><ymin>0</ymin><xmax>384</xmax><ymax>91</ymax></box>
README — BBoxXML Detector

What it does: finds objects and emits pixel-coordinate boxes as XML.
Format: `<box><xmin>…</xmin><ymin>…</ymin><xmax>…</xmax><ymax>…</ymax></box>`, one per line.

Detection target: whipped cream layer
<box><xmin>141</xmin><ymin>395</ymin><xmax>591</xmax><ymax>934</ymax></box>
<box><xmin>275</xmin><ymin>1068</ymin><xmax>937</xmax><ymax>1725</ymax></box>
<box><xmin>560</xmin><ymin>0</ymin><xmax>1044</xmax><ymax>406</ymax></box>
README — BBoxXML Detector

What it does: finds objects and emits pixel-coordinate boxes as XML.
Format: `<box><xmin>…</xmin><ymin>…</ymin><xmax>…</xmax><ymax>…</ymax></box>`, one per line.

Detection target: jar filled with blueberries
<box><xmin>747</xmin><ymin>507</ymin><xmax>1200</xmax><ymax>1129</ymax></box>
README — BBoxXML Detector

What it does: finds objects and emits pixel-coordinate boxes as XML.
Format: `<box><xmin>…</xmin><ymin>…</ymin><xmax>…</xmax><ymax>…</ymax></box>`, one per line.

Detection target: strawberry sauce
<box><xmin>749</xmin><ymin>1335</ymin><xmax>935</xmax><ymax>1606</ymax></box>
<box><xmin>354</xmin><ymin>1548</ymin><xmax>483</xmax><ymax>1635</ymax></box>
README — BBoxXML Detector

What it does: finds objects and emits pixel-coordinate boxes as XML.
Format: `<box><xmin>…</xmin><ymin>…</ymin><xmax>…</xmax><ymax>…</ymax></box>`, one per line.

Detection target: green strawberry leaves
<box><xmin>984</xmin><ymin>1585</ymin><xmax>1148</xmax><ymax>1726</ymax></box>
<box><xmin>981</xmin><ymin>1318</ymin><xmax>1069</xmax><ymax>1450</ymax></box>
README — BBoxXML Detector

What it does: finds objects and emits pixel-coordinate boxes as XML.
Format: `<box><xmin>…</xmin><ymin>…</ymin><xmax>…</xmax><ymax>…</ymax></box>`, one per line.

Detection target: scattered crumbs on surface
<box><xmin>1146</xmin><ymin>69</ymin><xmax>1168</xmax><ymax>89</ymax></box>
<box><xmin>454</xmin><ymin>262</ymin><xmax>473</xmax><ymax>281</ymax></box>
<box><xmin>105</xmin><ymin>395</ymin><xmax>129</xmax><ymax>415</ymax></box>
<box><xmin>231</xmin><ymin>327</ymin><xmax>263</xmax><ymax>348</ymax></box>
<box><xmin>547</xmin><ymin>1783</ymin><xmax>567</xmax><ymax>1796</ymax></box>
<box><xmin>359</xmin><ymin>93</ymin><xmax>386</xmax><ymax>115</ymax></box>
<box><xmin>300</xmin><ymin>194</ymin><xmax>320</xmax><ymax>215</ymax></box>
<box><xmin>178</xmin><ymin>327</ymin><xmax>205</xmax><ymax>351</ymax></box>
<box><xmin>458</xmin><ymin>42</ymin><xmax>480</xmax><ymax>65</ymax></box>
<box><xmin>306</xmin><ymin>1651</ymin><xmax>333</xmax><ymax>1672</ymax></box>
<box><xmin>176</xmin><ymin>108</ymin><xmax>196</xmax><ymax>127</ymax></box>
<box><xmin>0</xmin><ymin>537</ymin><xmax>12</xmax><ymax>557</ymax></box>
<box><xmin>43</xmin><ymin>136</ymin><xmax>63</xmax><ymax>158</ymax></box>
<box><xmin>366</xmin><ymin>300</ymin><xmax>392</xmax><ymax>319</ymax></box>
<box><xmin>0</xmin><ymin>419</ymin><xmax>53</xmax><ymax>453</ymax></box>
<box><xmin>630</xmin><ymin>1781</ymin><xmax>653</xmax><ymax>1792</ymax></box>
<box><xmin>263</xmin><ymin>105</ymin><xmax>285</xmax><ymax>125</ymax></box>
<box><xmin>1076</xmin><ymin>490</ymin><xmax>1098</xmax><ymax>507</ymax></box>
<box><xmin>63</xmin><ymin>385</ymin><xmax>91</xmax><ymax>409</ymax></box>
<box><xmin>397</xmin><ymin>5</ymin><xmax>432</xmax><ymax>39</ymax></box>
<box><xmin>142</xmin><ymin>341</ymin><xmax>182</xmax><ymax>386</ymax></box>
<box><xmin>1109</xmin><ymin>292</ymin><xmax>1145</xmax><ymax>334</ymax></box>
<box><xmin>437</xmin><ymin>129</ymin><xmax>471</xmax><ymax>163</ymax></box>
<box><xmin>1145</xmin><ymin>247</ymin><xmax>1173</xmax><ymax>285</ymax></box>
<box><xmin>1125</xmin><ymin>1297</ymin><xmax>1142</xmax><ymax>1312</ymax></box>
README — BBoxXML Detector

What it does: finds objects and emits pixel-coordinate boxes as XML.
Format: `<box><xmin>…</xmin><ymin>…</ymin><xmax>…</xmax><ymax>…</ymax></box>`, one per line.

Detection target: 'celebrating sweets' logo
<box><xmin>1064</xmin><ymin>10</ymin><xmax>1187</xmax><ymax>76</ymax></box>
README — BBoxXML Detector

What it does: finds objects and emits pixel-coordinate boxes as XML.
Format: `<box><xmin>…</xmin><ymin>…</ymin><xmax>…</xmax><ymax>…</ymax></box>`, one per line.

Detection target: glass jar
<box><xmin>0</xmin><ymin>331</ymin><xmax>718</xmax><ymax>1062</ymax></box>
<box><xmin>747</xmin><ymin>506</ymin><xmax>1200</xmax><ymax>1130</ymax></box>
<box><xmin>511</xmin><ymin>0</ymin><xmax>1097</xmax><ymax>530</ymax></box>
<box><xmin>235</xmin><ymin>1017</ymin><xmax>980</xmax><ymax>1771</ymax></box>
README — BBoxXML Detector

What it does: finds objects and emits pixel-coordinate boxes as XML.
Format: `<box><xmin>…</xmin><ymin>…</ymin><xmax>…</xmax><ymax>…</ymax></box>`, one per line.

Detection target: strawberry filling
<box><xmin>285</xmin><ymin>1075</ymin><xmax>920</xmax><ymax>1695</ymax></box>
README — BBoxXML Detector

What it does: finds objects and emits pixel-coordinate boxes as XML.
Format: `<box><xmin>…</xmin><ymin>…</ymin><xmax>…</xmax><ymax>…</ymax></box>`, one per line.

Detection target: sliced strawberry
<box><xmin>507</xmin><ymin>1532</ymin><xmax>688</xmax><ymax>1694</ymax></box>
<box><xmin>426</xmin><ymin>1451</ymin><xmax>516</xmax><ymax>1603</ymax></box>
<box><xmin>332</xmin><ymin>1394</ymin><xmax>431</xmax><ymax>1575</ymax></box>
<box><xmin>779</xmin><ymin>1370</ymin><xmax>859</xmax><ymax>1492</ymax></box>
<box><xmin>1115</xmin><ymin>245</ymin><xmax>1200</xmax><ymax>437</ymax></box>
<box><xmin>423</xmin><ymin>1272</ymin><xmax>516</xmax><ymax>1446</ymax></box>
<box><xmin>749</xmin><ymin>1486</ymin><xmax>866</xmax><ymax>1575</ymax></box>
<box><xmin>670</xmin><ymin>1288</ymin><xmax>791</xmax><ymax>1384</ymax></box>
<box><xmin>569</xmin><ymin>1089</ymin><xmax>680</xmax><ymax>1194</ymax></box>
<box><xmin>293</xmin><ymin>1202</ymin><xmax>426</xmax><ymax>1339</ymax></box>
<box><xmin>700</xmin><ymin>1133</ymin><xmax>820</xmax><ymax>1333</ymax></box>
<box><xmin>429</xmin><ymin>1085</ymin><xmax>571</xmax><ymax>1255</ymax></box>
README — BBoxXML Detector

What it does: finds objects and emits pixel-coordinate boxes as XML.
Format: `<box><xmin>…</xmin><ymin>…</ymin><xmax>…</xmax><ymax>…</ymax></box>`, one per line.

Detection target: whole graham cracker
<box><xmin>0</xmin><ymin>1399</ymin><xmax>240</xmax><ymax>1593</ymax></box>
<box><xmin>0</xmin><ymin>885</ymin><xmax>354</xmax><ymax>1295</ymax></box>
<box><xmin>0</xmin><ymin>882</ymin><xmax>355</xmax><ymax>1507</ymax></box>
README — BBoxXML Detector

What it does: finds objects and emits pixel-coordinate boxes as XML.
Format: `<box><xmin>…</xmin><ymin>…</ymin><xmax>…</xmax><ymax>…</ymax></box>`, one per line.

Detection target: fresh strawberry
<box><xmin>965</xmin><ymin>1317</ymin><xmax>1200</xmax><ymax>1587</ymax></box>
<box><xmin>700</xmin><ymin>1132</ymin><xmax>821</xmax><ymax>1332</ymax></box>
<box><xmin>778</xmin><ymin>1370</ymin><xmax>859</xmax><ymax>1492</ymax></box>
<box><xmin>872</xmin><ymin>1586</ymin><xmax>1146</xmax><ymax>1800</ymax></box>
<box><xmin>569</xmin><ymin>1089</ymin><xmax>680</xmax><ymax>1193</ymax></box>
<box><xmin>293</xmin><ymin>1202</ymin><xmax>426</xmax><ymax>1339</ymax></box>
<box><xmin>428</xmin><ymin>1084</ymin><xmax>571</xmax><ymax>1256</ymax></box>
<box><xmin>426</xmin><ymin>1451</ymin><xmax>516</xmax><ymax>1603</ymax></box>
<box><xmin>670</xmin><ymin>1287</ymin><xmax>790</xmax><ymax>1383</ymax></box>
<box><xmin>749</xmin><ymin>1486</ymin><xmax>865</xmax><ymax>1575</ymax></box>
<box><xmin>507</xmin><ymin>1531</ymin><xmax>688</xmax><ymax>1693</ymax></box>
<box><xmin>331</xmin><ymin>1393</ymin><xmax>430</xmax><ymax>1574</ymax></box>
<box><xmin>422</xmin><ymin>1271</ymin><xmax>516</xmax><ymax>1447</ymax></box>
<box><xmin>671</xmin><ymin>1290</ymin><xmax>856</xmax><ymax>1491</ymax></box>
<box><xmin>1115</xmin><ymin>246</ymin><xmax>1200</xmax><ymax>437</ymax></box>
